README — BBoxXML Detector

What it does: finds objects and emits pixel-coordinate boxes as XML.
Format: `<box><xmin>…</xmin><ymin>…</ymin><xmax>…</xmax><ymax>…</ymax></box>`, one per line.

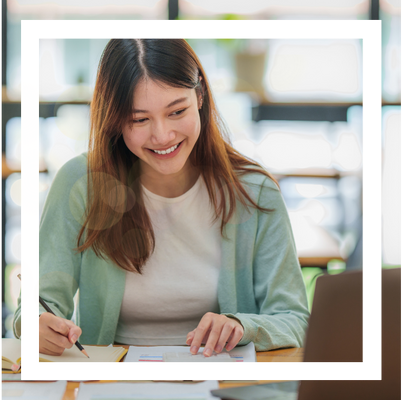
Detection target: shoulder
<box><xmin>56</xmin><ymin>152</ymin><xmax>88</xmax><ymax>180</ymax></box>
<box><xmin>240</xmin><ymin>170</ymin><xmax>279</xmax><ymax>191</ymax></box>
<box><xmin>40</xmin><ymin>154</ymin><xmax>89</xmax><ymax>226</ymax></box>
<box><xmin>240</xmin><ymin>168</ymin><xmax>285</xmax><ymax>211</ymax></box>
<box><xmin>238</xmin><ymin>168</ymin><xmax>281</xmax><ymax>203</ymax></box>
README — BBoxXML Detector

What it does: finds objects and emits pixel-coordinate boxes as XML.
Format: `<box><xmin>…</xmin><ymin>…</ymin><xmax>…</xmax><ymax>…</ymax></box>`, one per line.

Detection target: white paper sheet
<box><xmin>76</xmin><ymin>380</ymin><xmax>219</xmax><ymax>400</ymax></box>
<box><xmin>2</xmin><ymin>380</ymin><xmax>67</xmax><ymax>400</ymax></box>
<box><xmin>124</xmin><ymin>342</ymin><xmax>256</xmax><ymax>363</ymax></box>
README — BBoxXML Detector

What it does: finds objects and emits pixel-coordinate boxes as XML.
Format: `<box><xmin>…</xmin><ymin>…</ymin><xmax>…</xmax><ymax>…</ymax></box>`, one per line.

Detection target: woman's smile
<box><xmin>146</xmin><ymin>139</ymin><xmax>184</xmax><ymax>158</ymax></box>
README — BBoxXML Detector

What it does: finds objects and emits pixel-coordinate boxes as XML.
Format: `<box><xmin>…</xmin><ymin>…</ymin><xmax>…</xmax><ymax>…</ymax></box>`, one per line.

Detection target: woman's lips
<box><xmin>147</xmin><ymin>140</ymin><xmax>184</xmax><ymax>159</ymax></box>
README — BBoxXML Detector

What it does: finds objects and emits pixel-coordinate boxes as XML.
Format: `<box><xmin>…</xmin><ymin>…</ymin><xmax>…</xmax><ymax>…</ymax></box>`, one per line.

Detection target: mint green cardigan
<box><xmin>14</xmin><ymin>153</ymin><xmax>309</xmax><ymax>351</ymax></box>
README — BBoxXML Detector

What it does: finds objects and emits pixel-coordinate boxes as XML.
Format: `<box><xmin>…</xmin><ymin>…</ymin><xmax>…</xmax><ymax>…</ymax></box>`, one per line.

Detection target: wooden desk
<box><xmin>256</xmin><ymin>347</ymin><xmax>304</xmax><ymax>363</ymax></box>
<box><xmin>60</xmin><ymin>347</ymin><xmax>304</xmax><ymax>400</ymax></box>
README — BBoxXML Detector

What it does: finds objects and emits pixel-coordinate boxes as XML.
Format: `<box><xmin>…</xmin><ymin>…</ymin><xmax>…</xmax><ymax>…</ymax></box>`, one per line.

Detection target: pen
<box><xmin>17</xmin><ymin>274</ymin><xmax>89</xmax><ymax>358</ymax></box>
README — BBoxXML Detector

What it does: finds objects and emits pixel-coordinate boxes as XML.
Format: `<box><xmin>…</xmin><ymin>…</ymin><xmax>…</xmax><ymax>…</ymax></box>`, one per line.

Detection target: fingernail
<box><xmin>186</xmin><ymin>338</ymin><xmax>191</xmax><ymax>345</ymax></box>
<box><xmin>71</xmin><ymin>334</ymin><xmax>78</xmax><ymax>343</ymax></box>
<box><xmin>204</xmin><ymin>348</ymin><xmax>212</xmax><ymax>357</ymax></box>
<box><xmin>226</xmin><ymin>345</ymin><xmax>232</xmax><ymax>351</ymax></box>
<box><xmin>215</xmin><ymin>345</ymin><xmax>222</xmax><ymax>353</ymax></box>
<box><xmin>190</xmin><ymin>346</ymin><xmax>197</xmax><ymax>354</ymax></box>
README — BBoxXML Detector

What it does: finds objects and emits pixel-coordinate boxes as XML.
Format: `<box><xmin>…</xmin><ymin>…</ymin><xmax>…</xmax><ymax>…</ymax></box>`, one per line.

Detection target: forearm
<box><xmin>224</xmin><ymin>311</ymin><xmax>308</xmax><ymax>351</ymax></box>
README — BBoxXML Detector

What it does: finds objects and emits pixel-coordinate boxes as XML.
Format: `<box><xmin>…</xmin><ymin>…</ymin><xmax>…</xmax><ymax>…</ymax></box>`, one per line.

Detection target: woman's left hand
<box><xmin>186</xmin><ymin>312</ymin><xmax>244</xmax><ymax>357</ymax></box>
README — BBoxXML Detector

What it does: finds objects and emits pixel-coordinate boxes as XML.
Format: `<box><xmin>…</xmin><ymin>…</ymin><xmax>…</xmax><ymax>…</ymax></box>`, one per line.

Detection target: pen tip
<box><xmin>82</xmin><ymin>349</ymin><xmax>89</xmax><ymax>358</ymax></box>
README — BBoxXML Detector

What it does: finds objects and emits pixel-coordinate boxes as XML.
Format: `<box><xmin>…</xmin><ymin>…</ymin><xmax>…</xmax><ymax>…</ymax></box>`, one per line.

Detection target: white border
<box><xmin>21</xmin><ymin>20</ymin><xmax>381</xmax><ymax>381</ymax></box>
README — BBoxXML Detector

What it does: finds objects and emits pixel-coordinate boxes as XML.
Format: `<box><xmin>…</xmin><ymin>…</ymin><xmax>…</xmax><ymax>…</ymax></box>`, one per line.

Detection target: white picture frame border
<box><xmin>21</xmin><ymin>19</ymin><xmax>381</xmax><ymax>381</ymax></box>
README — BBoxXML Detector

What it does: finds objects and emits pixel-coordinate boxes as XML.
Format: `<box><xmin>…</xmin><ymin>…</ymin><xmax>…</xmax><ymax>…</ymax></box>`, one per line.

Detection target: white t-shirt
<box><xmin>114</xmin><ymin>175</ymin><xmax>222</xmax><ymax>345</ymax></box>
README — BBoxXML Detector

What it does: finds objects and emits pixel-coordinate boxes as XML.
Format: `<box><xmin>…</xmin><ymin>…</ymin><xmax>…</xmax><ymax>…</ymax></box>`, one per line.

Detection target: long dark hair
<box><xmin>76</xmin><ymin>39</ymin><xmax>278</xmax><ymax>273</ymax></box>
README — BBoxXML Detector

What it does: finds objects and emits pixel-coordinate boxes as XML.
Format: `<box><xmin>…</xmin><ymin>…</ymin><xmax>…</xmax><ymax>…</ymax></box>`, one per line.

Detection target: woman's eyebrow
<box><xmin>132</xmin><ymin>97</ymin><xmax>189</xmax><ymax>113</ymax></box>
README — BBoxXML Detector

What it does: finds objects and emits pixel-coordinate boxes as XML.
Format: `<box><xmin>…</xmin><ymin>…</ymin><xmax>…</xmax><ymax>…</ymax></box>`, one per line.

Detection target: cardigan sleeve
<box><xmin>13</xmin><ymin>155</ymin><xmax>87</xmax><ymax>338</ymax></box>
<box><xmin>223</xmin><ymin>177</ymin><xmax>310</xmax><ymax>351</ymax></box>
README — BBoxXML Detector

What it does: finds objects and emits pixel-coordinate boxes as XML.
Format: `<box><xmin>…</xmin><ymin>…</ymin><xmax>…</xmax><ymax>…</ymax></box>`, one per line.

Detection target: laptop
<box><xmin>211</xmin><ymin>267</ymin><xmax>401</xmax><ymax>400</ymax></box>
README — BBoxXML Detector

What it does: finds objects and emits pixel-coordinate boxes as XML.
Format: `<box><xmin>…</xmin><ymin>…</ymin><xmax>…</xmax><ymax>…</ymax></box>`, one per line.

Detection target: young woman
<box><xmin>14</xmin><ymin>39</ymin><xmax>309</xmax><ymax>357</ymax></box>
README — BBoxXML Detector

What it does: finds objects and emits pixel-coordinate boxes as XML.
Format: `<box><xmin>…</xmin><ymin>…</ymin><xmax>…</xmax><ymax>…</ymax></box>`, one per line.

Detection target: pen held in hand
<box><xmin>40</xmin><ymin>301</ymin><xmax>90</xmax><ymax>359</ymax></box>
<box><xmin>17</xmin><ymin>274</ymin><xmax>89</xmax><ymax>358</ymax></box>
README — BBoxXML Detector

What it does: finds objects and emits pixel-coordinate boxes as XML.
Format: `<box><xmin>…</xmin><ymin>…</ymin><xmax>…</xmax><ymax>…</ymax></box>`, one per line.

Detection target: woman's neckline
<box><xmin>141</xmin><ymin>174</ymin><xmax>202</xmax><ymax>202</ymax></box>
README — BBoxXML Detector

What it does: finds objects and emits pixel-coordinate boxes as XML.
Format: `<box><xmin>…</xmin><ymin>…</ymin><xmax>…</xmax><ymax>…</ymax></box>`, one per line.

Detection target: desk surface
<box><xmin>4</xmin><ymin>347</ymin><xmax>303</xmax><ymax>400</ymax></box>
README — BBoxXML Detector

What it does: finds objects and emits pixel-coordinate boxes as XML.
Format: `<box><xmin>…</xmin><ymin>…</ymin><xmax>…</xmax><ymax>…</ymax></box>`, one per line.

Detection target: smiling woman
<box><xmin>122</xmin><ymin>79</ymin><xmax>202</xmax><ymax>197</ymax></box>
<box><xmin>14</xmin><ymin>39</ymin><xmax>309</xmax><ymax>358</ymax></box>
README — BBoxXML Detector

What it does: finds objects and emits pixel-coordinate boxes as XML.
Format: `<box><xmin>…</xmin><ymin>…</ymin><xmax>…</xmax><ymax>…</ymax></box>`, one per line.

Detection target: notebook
<box><xmin>39</xmin><ymin>345</ymin><xmax>127</xmax><ymax>362</ymax></box>
<box><xmin>2</xmin><ymin>339</ymin><xmax>21</xmax><ymax>373</ymax></box>
<box><xmin>4</xmin><ymin>340</ymin><xmax>127</xmax><ymax>368</ymax></box>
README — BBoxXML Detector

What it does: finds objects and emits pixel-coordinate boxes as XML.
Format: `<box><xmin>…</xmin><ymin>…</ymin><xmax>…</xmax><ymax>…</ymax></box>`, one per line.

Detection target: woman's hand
<box><xmin>39</xmin><ymin>312</ymin><xmax>82</xmax><ymax>356</ymax></box>
<box><xmin>186</xmin><ymin>312</ymin><xmax>244</xmax><ymax>357</ymax></box>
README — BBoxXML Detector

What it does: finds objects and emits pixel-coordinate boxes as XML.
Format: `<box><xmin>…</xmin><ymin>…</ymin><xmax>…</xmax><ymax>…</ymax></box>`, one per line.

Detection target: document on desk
<box><xmin>124</xmin><ymin>342</ymin><xmax>256</xmax><ymax>362</ymax></box>
<box><xmin>2</xmin><ymin>380</ymin><xmax>67</xmax><ymax>400</ymax></box>
<box><xmin>76</xmin><ymin>380</ymin><xmax>219</xmax><ymax>400</ymax></box>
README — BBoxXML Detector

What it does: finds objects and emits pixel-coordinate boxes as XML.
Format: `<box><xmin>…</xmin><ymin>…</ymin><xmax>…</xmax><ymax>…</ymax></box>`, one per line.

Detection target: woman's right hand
<box><xmin>39</xmin><ymin>312</ymin><xmax>82</xmax><ymax>356</ymax></box>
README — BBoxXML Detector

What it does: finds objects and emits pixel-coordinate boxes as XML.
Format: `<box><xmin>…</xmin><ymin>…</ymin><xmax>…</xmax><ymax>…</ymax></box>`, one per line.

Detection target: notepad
<box><xmin>39</xmin><ymin>345</ymin><xmax>127</xmax><ymax>362</ymax></box>
<box><xmin>2</xmin><ymin>339</ymin><xmax>21</xmax><ymax>373</ymax></box>
<box><xmin>125</xmin><ymin>342</ymin><xmax>256</xmax><ymax>362</ymax></box>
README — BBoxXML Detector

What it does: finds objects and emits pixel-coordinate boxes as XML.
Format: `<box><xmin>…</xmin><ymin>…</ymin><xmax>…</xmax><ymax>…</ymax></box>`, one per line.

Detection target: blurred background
<box><xmin>2</xmin><ymin>0</ymin><xmax>400</xmax><ymax>338</ymax></box>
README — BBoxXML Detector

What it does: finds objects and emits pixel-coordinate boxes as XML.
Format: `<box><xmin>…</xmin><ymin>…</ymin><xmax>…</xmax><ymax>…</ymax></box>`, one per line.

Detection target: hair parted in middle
<box><xmin>76</xmin><ymin>38</ymin><xmax>278</xmax><ymax>273</ymax></box>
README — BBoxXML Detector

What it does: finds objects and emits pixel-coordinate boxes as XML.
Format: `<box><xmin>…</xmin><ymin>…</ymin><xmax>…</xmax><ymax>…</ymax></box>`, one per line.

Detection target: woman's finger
<box><xmin>40</xmin><ymin>345</ymin><xmax>65</xmax><ymax>356</ymax></box>
<box><xmin>186</xmin><ymin>329</ymin><xmax>196</xmax><ymax>346</ymax></box>
<box><xmin>39</xmin><ymin>312</ymin><xmax>81</xmax><ymax>355</ymax></box>
<box><xmin>190</xmin><ymin>313</ymin><xmax>214</xmax><ymax>354</ymax></box>
<box><xmin>43</xmin><ymin>313</ymin><xmax>70</xmax><ymax>337</ymax></box>
<box><xmin>40</xmin><ymin>326</ymin><xmax>72</xmax><ymax>354</ymax></box>
<box><xmin>64</xmin><ymin>320</ymin><xmax>82</xmax><ymax>344</ymax></box>
<box><xmin>214</xmin><ymin>322</ymin><xmax>235</xmax><ymax>353</ymax></box>
<box><xmin>225</xmin><ymin>325</ymin><xmax>244</xmax><ymax>351</ymax></box>
<box><xmin>202</xmin><ymin>316</ymin><xmax>226</xmax><ymax>357</ymax></box>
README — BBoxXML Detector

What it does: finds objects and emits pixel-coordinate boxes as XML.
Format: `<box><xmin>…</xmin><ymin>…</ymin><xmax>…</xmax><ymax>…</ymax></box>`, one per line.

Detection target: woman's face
<box><xmin>122</xmin><ymin>78</ymin><xmax>201</xmax><ymax>180</ymax></box>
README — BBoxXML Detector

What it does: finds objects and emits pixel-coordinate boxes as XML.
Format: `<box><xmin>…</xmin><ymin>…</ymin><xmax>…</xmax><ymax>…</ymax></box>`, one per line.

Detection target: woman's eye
<box><xmin>132</xmin><ymin>108</ymin><xmax>186</xmax><ymax>124</ymax></box>
<box><xmin>133</xmin><ymin>118</ymin><xmax>147</xmax><ymax>124</ymax></box>
<box><xmin>172</xmin><ymin>108</ymin><xmax>187</xmax><ymax>116</ymax></box>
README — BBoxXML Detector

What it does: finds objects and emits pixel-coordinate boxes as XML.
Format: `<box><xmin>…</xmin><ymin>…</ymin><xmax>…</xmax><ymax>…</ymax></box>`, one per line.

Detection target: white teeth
<box><xmin>153</xmin><ymin>143</ymin><xmax>179</xmax><ymax>155</ymax></box>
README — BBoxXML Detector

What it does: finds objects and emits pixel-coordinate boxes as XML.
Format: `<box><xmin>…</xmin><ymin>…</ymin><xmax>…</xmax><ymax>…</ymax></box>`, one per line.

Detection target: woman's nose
<box><xmin>150</xmin><ymin>119</ymin><xmax>175</xmax><ymax>145</ymax></box>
